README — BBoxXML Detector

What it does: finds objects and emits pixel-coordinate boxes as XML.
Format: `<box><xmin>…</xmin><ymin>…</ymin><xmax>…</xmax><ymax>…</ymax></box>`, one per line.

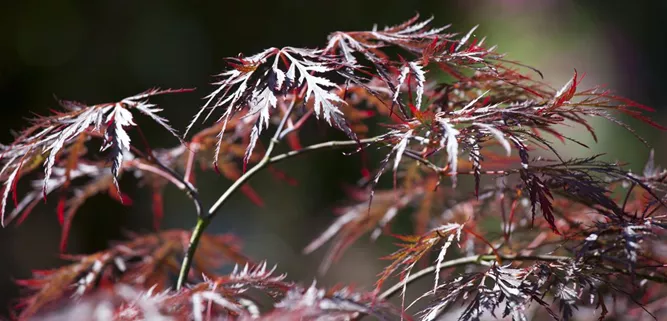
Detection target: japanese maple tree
<box><xmin>2</xmin><ymin>15</ymin><xmax>667</xmax><ymax>321</ymax></box>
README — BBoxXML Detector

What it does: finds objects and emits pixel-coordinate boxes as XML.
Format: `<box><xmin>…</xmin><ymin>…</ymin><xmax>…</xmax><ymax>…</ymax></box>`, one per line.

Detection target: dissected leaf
<box><xmin>16</xmin><ymin>229</ymin><xmax>248</xmax><ymax>319</ymax></box>
<box><xmin>0</xmin><ymin>89</ymin><xmax>189</xmax><ymax>226</ymax></box>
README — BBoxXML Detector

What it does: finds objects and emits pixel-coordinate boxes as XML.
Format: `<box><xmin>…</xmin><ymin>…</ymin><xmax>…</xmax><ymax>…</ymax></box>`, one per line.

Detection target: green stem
<box><xmin>207</xmin><ymin>140</ymin><xmax>277</xmax><ymax>218</ymax></box>
<box><xmin>267</xmin><ymin>136</ymin><xmax>385</xmax><ymax>165</ymax></box>
<box><xmin>175</xmin><ymin>135</ymin><xmax>386</xmax><ymax>290</ymax></box>
<box><xmin>175</xmin><ymin>142</ymin><xmax>275</xmax><ymax>290</ymax></box>
<box><xmin>176</xmin><ymin>216</ymin><xmax>210</xmax><ymax>289</ymax></box>
<box><xmin>177</xmin><ymin>101</ymin><xmax>388</xmax><ymax>289</ymax></box>
<box><xmin>175</xmin><ymin>125</ymin><xmax>282</xmax><ymax>291</ymax></box>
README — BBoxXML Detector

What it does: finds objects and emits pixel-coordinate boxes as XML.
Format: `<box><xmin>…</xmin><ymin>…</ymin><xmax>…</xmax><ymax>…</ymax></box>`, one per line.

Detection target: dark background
<box><xmin>0</xmin><ymin>0</ymin><xmax>666</xmax><ymax>317</ymax></box>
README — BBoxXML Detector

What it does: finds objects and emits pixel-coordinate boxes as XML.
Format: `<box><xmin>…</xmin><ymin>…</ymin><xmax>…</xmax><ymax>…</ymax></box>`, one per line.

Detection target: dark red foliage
<box><xmin>2</xmin><ymin>14</ymin><xmax>667</xmax><ymax>321</ymax></box>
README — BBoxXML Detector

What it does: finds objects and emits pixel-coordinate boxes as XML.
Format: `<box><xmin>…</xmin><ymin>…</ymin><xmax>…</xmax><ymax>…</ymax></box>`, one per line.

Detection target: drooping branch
<box><xmin>267</xmin><ymin>136</ymin><xmax>386</xmax><ymax>164</ymax></box>
<box><xmin>127</xmin><ymin>145</ymin><xmax>203</xmax><ymax>219</ymax></box>
<box><xmin>352</xmin><ymin>253</ymin><xmax>667</xmax><ymax>320</ymax></box>
<box><xmin>377</xmin><ymin>254</ymin><xmax>570</xmax><ymax>301</ymax></box>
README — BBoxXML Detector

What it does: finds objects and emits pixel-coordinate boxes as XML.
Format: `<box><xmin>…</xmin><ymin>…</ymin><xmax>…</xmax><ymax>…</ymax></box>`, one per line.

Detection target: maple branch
<box><xmin>176</xmin><ymin>102</ymin><xmax>297</xmax><ymax>290</ymax></box>
<box><xmin>131</xmin><ymin>161</ymin><xmax>189</xmax><ymax>190</ymax></box>
<box><xmin>178</xmin><ymin>101</ymin><xmax>538</xmax><ymax>289</ymax></box>
<box><xmin>268</xmin><ymin>136</ymin><xmax>386</xmax><ymax>164</ymax></box>
<box><xmin>601</xmin><ymin>265</ymin><xmax>667</xmax><ymax>284</ymax></box>
<box><xmin>349</xmin><ymin>254</ymin><xmax>575</xmax><ymax>321</ymax></box>
<box><xmin>150</xmin><ymin>157</ymin><xmax>203</xmax><ymax>218</ymax></box>
<box><xmin>131</xmin><ymin>125</ymin><xmax>204</xmax><ymax>218</ymax></box>
<box><xmin>402</xmin><ymin>149</ymin><xmax>446</xmax><ymax>173</ymax></box>
<box><xmin>175</xmin><ymin>132</ymin><xmax>390</xmax><ymax>289</ymax></box>
<box><xmin>184</xmin><ymin>144</ymin><xmax>197</xmax><ymax>184</ymax></box>
<box><xmin>176</xmin><ymin>131</ymin><xmax>389</xmax><ymax>289</ymax></box>
<box><xmin>129</xmin><ymin>145</ymin><xmax>203</xmax><ymax>218</ymax></box>
<box><xmin>372</xmin><ymin>254</ymin><xmax>667</xmax><ymax>315</ymax></box>
<box><xmin>376</xmin><ymin>254</ymin><xmax>571</xmax><ymax>302</ymax></box>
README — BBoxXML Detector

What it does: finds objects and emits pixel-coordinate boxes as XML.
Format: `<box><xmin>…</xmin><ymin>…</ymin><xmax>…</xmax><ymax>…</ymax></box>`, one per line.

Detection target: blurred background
<box><xmin>0</xmin><ymin>0</ymin><xmax>666</xmax><ymax>318</ymax></box>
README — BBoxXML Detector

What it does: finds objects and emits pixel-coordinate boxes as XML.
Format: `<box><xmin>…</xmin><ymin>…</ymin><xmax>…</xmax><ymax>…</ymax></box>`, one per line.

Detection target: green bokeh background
<box><xmin>0</xmin><ymin>0</ymin><xmax>665</xmax><ymax>317</ymax></box>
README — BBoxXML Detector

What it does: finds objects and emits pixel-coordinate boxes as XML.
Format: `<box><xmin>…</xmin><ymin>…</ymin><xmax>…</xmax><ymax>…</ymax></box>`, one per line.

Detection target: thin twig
<box><xmin>268</xmin><ymin>135</ymin><xmax>386</xmax><ymax>165</ymax></box>
<box><xmin>149</xmin><ymin>156</ymin><xmax>203</xmax><ymax>218</ymax></box>
<box><xmin>129</xmin><ymin>145</ymin><xmax>203</xmax><ymax>218</ymax></box>
<box><xmin>377</xmin><ymin>254</ymin><xmax>570</xmax><ymax>301</ymax></box>
<box><xmin>130</xmin><ymin>161</ymin><xmax>188</xmax><ymax>190</ymax></box>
